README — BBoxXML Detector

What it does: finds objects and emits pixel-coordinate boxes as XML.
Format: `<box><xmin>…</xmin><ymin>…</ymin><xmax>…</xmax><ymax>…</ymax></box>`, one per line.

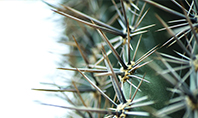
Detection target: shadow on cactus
<box><xmin>145</xmin><ymin>0</ymin><xmax>198</xmax><ymax>48</ymax></box>
<box><xmin>144</xmin><ymin>0</ymin><xmax>198</xmax><ymax>117</ymax></box>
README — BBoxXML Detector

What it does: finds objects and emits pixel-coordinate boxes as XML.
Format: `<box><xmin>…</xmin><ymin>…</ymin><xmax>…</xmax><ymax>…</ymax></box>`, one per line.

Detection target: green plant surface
<box><xmin>33</xmin><ymin>0</ymin><xmax>198</xmax><ymax>118</ymax></box>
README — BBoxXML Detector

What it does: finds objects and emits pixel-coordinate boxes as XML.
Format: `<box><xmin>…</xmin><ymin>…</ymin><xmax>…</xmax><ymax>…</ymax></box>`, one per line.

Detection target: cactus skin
<box><xmin>33</xmin><ymin>0</ymin><xmax>198</xmax><ymax>118</ymax></box>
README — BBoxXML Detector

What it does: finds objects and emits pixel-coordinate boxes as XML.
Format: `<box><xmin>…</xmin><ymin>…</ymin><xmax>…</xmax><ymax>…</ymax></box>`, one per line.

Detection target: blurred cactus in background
<box><xmin>33</xmin><ymin>0</ymin><xmax>198</xmax><ymax>117</ymax></box>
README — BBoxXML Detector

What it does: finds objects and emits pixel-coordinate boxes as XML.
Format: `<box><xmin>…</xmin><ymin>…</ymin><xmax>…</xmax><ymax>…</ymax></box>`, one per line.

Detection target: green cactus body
<box><xmin>33</xmin><ymin>0</ymin><xmax>198</xmax><ymax>118</ymax></box>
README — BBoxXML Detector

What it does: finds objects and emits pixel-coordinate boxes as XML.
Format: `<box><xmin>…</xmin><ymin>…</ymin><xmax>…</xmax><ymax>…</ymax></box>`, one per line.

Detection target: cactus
<box><xmin>33</xmin><ymin>0</ymin><xmax>198</xmax><ymax>118</ymax></box>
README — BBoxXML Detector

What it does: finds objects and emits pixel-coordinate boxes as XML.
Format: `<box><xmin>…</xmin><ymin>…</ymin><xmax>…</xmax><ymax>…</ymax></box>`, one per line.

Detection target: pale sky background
<box><xmin>0</xmin><ymin>0</ymin><xmax>72</xmax><ymax>117</ymax></box>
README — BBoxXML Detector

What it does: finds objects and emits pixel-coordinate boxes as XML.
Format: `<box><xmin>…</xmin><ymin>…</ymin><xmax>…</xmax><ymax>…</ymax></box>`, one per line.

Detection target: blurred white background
<box><xmin>0</xmin><ymin>0</ymin><xmax>70</xmax><ymax>117</ymax></box>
